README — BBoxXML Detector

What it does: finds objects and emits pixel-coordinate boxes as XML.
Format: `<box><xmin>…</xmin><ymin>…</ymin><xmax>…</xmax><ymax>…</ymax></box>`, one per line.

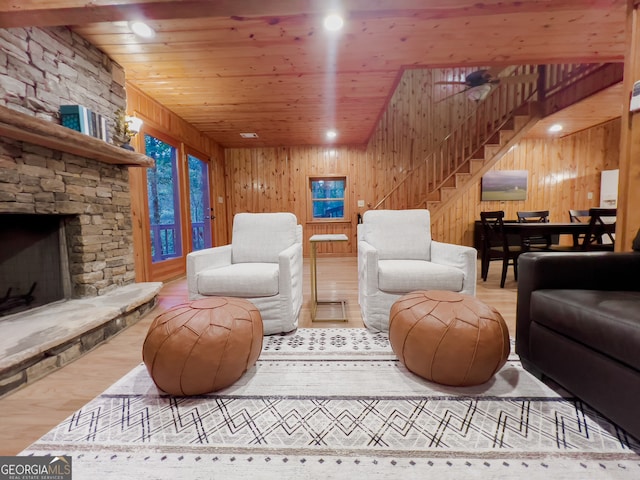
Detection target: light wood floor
<box><xmin>0</xmin><ymin>256</ymin><xmax>517</xmax><ymax>455</ymax></box>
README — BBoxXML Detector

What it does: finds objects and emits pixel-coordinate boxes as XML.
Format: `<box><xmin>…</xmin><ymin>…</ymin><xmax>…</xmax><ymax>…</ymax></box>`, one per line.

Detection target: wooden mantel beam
<box><xmin>0</xmin><ymin>0</ymin><xmax>626</xmax><ymax>28</ymax></box>
<box><xmin>0</xmin><ymin>105</ymin><xmax>154</xmax><ymax>168</ymax></box>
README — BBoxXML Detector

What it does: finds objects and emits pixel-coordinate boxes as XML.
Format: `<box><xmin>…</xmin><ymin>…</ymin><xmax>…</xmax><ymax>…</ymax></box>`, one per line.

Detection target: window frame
<box><xmin>307</xmin><ymin>174</ymin><xmax>349</xmax><ymax>223</ymax></box>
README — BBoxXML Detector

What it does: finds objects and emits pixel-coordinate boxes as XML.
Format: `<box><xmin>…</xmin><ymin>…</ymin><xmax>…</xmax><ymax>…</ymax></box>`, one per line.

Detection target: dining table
<box><xmin>500</xmin><ymin>221</ymin><xmax>599</xmax><ymax>250</ymax></box>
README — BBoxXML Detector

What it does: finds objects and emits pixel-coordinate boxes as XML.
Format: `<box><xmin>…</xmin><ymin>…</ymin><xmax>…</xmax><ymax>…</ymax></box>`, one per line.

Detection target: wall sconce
<box><xmin>125</xmin><ymin>115</ymin><xmax>143</xmax><ymax>136</ymax></box>
<box><xmin>113</xmin><ymin>110</ymin><xmax>143</xmax><ymax>151</ymax></box>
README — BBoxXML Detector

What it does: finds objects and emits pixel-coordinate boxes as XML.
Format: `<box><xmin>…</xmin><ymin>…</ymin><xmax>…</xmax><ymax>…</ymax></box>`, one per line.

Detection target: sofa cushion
<box><xmin>362</xmin><ymin>210</ymin><xmax>431</xmax><ymax>261</ymax></box>
<box><xmin>232</xmin><ymin>212</ymin><xmax>297</xmax><ymax>263</ymax></box>
<box><xmin>531</xmin><ymin>289</ymin><xmax>640</xmax><ymax>371</ymax></box>
<box><xmin>197</xmin><ymin>263</ymin><xmax>279</xmax><ymax>297</ymax></box>
<box><xmin>377</xmin><ymin>259</ymin><xmax>464</xmax><ymax>293</ymax></box>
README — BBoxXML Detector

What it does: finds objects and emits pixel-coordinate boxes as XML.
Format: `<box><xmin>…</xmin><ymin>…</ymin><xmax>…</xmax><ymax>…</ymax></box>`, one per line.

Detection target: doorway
<box><xmin>141</xmin><ymin>130</ymin><xmax>215</xmax><ymax>281</ymax></box>
<box><xmin>187</xmin><ymin>151</ymin><xmax>213</xmax><ymax>252</ymax></box>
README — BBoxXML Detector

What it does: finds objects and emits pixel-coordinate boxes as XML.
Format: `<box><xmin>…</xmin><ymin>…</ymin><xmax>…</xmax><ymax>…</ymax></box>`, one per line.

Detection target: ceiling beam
<box><xmin>0</xmin><ymin>0</ymin><xmax>626</xmax><ymax>28</ymax></box>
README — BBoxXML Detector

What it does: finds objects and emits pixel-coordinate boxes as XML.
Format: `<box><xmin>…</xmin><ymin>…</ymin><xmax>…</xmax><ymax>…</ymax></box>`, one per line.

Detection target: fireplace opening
<box><xmin>0</xmin><ymin>214</ymin><xmax>71</xmax><ymax>317</ymax></box>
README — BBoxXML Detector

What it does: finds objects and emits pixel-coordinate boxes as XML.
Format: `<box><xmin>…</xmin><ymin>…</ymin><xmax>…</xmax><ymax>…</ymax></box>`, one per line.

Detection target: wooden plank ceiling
<box><xmin>0</xmin><ymin>0</ymin><xmax>628</xmax><ymax>148</ymax></box>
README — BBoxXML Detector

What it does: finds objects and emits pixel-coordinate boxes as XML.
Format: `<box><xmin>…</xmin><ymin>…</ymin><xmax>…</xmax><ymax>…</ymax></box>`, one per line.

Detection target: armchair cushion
<box><xmin>378</xmin><ymin>260</ymin><xmax>464</xmax><ymax>293</ymax></box>
<box><xmin>361</xmin><ymin>209</ymin><xmax>431</xmax><ymax>260</ymax></box>
<box><xmin>197</xmin><ymin>263</ymin><xmax>279</xmax><ymax>297</ymax></box>
<box><xmin>232</xmin><ymin>212</ymin><xmax>298</xmax><ymax>263</ymax></box>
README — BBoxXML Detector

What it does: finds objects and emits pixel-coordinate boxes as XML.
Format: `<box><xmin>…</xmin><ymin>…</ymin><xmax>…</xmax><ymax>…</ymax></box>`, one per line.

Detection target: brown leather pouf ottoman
<box><xmin>142</xmin><ymin>297</ymin><xmax>263</xmax><ymax>396</ymax></box>
<box><xmin>389</xmin><ymin>290</ymin><xmax>509</xmax><ymax>386</ymax></box>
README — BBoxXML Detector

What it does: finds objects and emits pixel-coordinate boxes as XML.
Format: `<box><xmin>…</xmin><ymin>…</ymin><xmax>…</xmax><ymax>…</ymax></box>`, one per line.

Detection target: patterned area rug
<box><xmin>22</xmin><ymin>328</ymin><xmax>640</xmax><ymax>479</ymax></box>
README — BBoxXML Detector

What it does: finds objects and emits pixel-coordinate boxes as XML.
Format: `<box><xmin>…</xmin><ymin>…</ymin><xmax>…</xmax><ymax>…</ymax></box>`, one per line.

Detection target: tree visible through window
<box><xmin>145</xmin><ymin>134</ymin><xmax>182</xmax><ymax>262</ymax></box>
<box><xmin>187</xmin><ymin>154</ymin><xmax>212</xmax><ymax>251</ymax></box>
<box><xmin>310</xmin><ymin>177</ymin><xmax>346</xmax><ymax>220</ymax></box>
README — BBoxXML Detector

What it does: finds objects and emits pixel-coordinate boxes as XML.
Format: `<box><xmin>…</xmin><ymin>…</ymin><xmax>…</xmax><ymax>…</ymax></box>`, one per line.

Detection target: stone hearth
<box><xmin>0</xmin><ymin>282</ymin><xmax>162</xmax><ymax>398</ymax></box>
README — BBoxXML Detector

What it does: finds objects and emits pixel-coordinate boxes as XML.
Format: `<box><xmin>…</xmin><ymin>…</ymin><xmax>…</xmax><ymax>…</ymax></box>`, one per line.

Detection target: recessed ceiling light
<box><xmin>323</xmin><ymin>14</ymin><xmax>344</xmax><ymax>31</ymax></box>
<box><xmin>240</xmin><ymin>132</ymin><xmax>259</xmax><ymax>138</ymax></box>
<box><xmin>129</xmin><ymin>21</ymin><xmax>155</xmax><ymax>38</ymax></box>
<box><xmin>548</xmin><ymin>123</ymin><xmax>563</xmax><ymax>133</ymax></box>
<box><xmin>326</xmin><ymin>130</ymin><xmax>338</xmax><ymax>140</ymax></box>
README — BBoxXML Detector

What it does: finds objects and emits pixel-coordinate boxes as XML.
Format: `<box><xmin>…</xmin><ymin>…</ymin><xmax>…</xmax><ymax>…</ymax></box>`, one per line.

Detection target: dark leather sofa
<box><xmin>516</xmin><ymin>252</ymin><xmax>640</xmax><ymax>440</ymax></box>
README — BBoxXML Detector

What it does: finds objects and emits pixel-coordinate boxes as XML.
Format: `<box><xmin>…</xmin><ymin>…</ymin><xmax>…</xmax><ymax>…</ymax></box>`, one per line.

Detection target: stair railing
<box><xmin>373</xmin><ymin>64</ymin><xmax>537</xmax><ymax>210</ymax></box>
<box><xmin>372</xmin><ymin>63</ymin><xmax>613</xmax><ymax>211</ymax></box>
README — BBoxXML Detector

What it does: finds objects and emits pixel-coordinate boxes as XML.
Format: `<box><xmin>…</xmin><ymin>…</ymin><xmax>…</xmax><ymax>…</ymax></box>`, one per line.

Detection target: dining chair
<box><xmin>568</xmin><ymin>209</ymin><xmax>590</xmax><ymax>223</ymax></box>
<box><xmin>581</xmin><ymin>208</ymin><xmax>616</xmax><ymax>251</ymax></box>
<box><xmin>480</xmin><ymin>211</ymin><xmax>524</xmax><ymax>288</ymax></box>
<box><xmin>516</xmin><ymin>210</ymin><xmax>552</xmax><ymax>249</ymax></box>
<box><xmin>568</xmin><ymin>209</ymin><xmax>591</xmax><ymax>247</ymax></box>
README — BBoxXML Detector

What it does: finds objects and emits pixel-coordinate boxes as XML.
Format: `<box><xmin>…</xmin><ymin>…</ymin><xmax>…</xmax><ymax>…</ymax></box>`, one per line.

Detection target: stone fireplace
<box><xmin>0</xmin><ymin>26</ymin><xmax>161</xmax><ymax>397</ymax></box>
<box><xmin>0</xmin><ymin>138</ymin><xmax>136</xmax><ymax>312</ymax></box>
<box><xmin>0</xmin><ymin>140</ymin><xmax>160</xmax><ymax>396</ymax></box>
<box><xmin>0</xmin><ymin>25</ymin><xmax>136</xmax><ymax>310</ymax></box>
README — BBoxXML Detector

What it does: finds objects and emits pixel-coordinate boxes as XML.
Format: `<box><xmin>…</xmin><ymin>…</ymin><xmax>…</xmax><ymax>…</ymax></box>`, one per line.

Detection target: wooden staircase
<box><xmin>371</xmin><ymin>63</ymin><xmax>623</xmax><ymax>221</ymax></box>
<box><xmin>424</xmin><ymin>104</ymin><xmax>540</xmax><ymax>216</ymax></box>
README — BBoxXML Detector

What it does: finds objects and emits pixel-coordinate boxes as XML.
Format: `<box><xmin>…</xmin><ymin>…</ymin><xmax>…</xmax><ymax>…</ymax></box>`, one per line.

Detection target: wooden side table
<box><xmin>309</xmin><ymin>234</ymin><xmax>348</xmax><ymax>322</ymax></box>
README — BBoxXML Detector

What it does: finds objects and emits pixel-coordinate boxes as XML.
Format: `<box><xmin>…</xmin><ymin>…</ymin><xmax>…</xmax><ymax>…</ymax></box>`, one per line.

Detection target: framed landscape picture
<box><xmin>481</xmin><ymin>170</ymin><xmax>528</xmax><ymax>201</ymax></box>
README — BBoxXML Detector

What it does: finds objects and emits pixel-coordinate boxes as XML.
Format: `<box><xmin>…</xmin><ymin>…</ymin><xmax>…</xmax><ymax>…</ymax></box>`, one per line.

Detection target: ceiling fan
<box><xmin>436</xmin><ymin>67</ymin><xmax>538</xmax><ymax>102</ymax></box>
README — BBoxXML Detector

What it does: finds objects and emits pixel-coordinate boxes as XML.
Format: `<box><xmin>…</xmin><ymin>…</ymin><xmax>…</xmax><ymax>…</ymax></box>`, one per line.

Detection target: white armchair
<box><xmin>357</xmin><ymin>209</ymin><xmax>477</xmax><ymax>331</ymax></box>
<box><xmin>187</xmin><ymin>212</ymin><xmax>303</xmax><ymax>335</ymax></box>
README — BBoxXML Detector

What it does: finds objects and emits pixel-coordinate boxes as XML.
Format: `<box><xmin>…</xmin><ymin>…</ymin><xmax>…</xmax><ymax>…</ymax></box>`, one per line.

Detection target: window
<box><xmin>145</xmin><ymin>133</ymin><xmax>182</xmax><ymax>263</ymax></box>
<box><xmin>309</xmin><ymin>176</ymin><xmax>347</xmax><ymax>220</ymax></box>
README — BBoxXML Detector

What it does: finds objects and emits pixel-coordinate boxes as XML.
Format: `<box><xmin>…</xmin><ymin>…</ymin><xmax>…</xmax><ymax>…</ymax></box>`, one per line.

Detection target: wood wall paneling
<box><xmin>129</xmin><ymin>65</ymin><xmax>622</xmax><ymax>264</ymax></box>
<box><xmin>224</xmin><ymin>67</ymin><xmax>621</xmax><ymax>255</ymax></box>
<box><xmin>617</xmin><ymin>0</ymin><xmax>640</xmax><ymax>251</ymax></box>
<box><xmin>433</xmin><ymin>120</ymin><xmax>621</xmax><ymax>247</ymax></box>
<box><xmin>224</xmin><ymin>146</ymin><xmax>366</xmax><ymax>256</ymax></box>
